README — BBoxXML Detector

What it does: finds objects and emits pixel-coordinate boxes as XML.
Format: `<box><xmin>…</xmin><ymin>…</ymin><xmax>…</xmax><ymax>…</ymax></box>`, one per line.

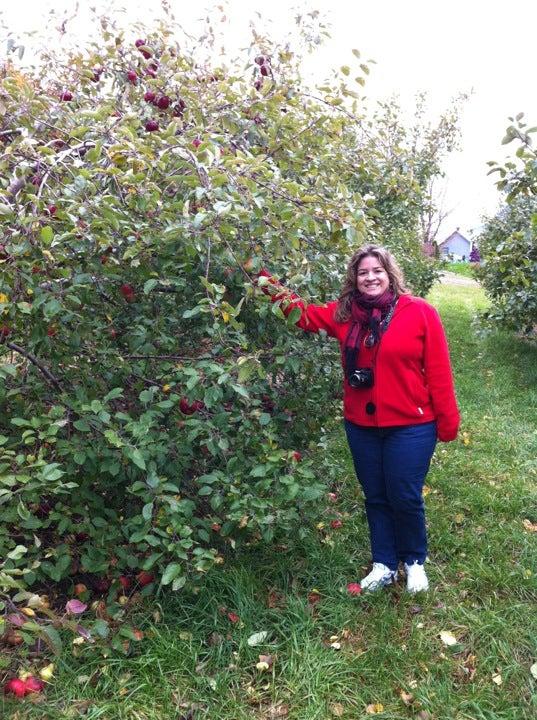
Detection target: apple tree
<box><xmin>0</xmin><ymin>9</ymin><xmax>456</xmax><ymax>609</ymax></box>
<box><xmin>479</xmin><ymin>115</ymin><xmax>537</xmax><ymax>333</ymax></box>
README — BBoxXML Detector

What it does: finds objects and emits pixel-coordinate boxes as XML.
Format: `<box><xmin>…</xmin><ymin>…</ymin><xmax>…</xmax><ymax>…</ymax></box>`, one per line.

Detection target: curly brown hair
<box><xmin>334</xmin><ymin>244</ymin><xmax>410</xmax><ymax>323</ymax></box>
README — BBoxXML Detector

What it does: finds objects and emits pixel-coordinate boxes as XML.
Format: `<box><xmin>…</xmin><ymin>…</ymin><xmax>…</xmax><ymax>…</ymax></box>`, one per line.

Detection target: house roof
<box><xmin>438</xmin><ymin>230</ymin><xmax>471</xmax><ymax>248</ymax></box>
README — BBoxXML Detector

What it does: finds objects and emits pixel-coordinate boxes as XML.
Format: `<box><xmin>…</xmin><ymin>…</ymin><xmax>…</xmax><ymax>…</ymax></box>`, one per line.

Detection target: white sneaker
<box><xmin>404</xmin><ymin>561</ymin><xmax>429</xmax><ymax>593</ymax></box>
<box><xmin>360</xmin><ymin>562</ymin><xmax>398</xmax><ymax>592</ymax></box>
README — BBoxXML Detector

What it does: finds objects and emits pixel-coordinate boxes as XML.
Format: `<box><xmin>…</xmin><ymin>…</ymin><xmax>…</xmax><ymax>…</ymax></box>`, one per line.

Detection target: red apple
<box><xmin>330</xmin><ymin>519</ymin><xmax>343</xmax><ymax>529</ymax></box>
<box><xmin>24</xmin><ymin>676</ymin><xmax>45</xmax><ymax>693</ymax></box>
<box><xmin>74</xmin><ymin>583</ymin><xmax>88</xmax><ymax>596</ymax></box>
<box><xmin>227</xmin><ymin>611</ymin><xmax>240</xmax><ymax>624</ymax></box>
<box><xmin>156</xmin><ymin>95</ymin><xmax>170</xmax><ymax>110</ymax></box>
<box><xmin>4</xmin><ymin>678</ymin><xmax>27</xmax><ymax>697</ymax></box>
<box><xmin>46</xmin><ymin>204</ymin><xmax>57</xmax><ymax>215</ymax></box>
<box><xmin>193</xmin><ymin>137</ymin><xmax>202</xmax><ymax>148</ymax></box>
<box><xmin>46</xmin><ymin>325</ymin><xmax>57</xmax><ymax>337</ymax></box>
<box><xmin>127</xmin><ymin>70</ymin><xmax>138</xmax><ymax>85</ymax></box>
<box><xmin>292</xmin><ymin>451</ymin><xmax>302</xmax><ymax>462</ymax></box>
<box><xmin>134</xmin><ymin>39</ymin><xmax>151</xmax><ymax>58</ymax></box>
<box><xmin>211</xmin><ymin>523</ymin><xmax>221</xmax><ymax>532</ymax></box>
<box><xmin>145</xmin><ymin>119</ymin><xmax>159</xmax><ymax>132</ymax></box>
<box><xmin>0</xmin><ymin>325</ymin><xmax>11</xmax><ymax>338</ymax></box>
<box><xmin>327</xmin><ymin>492</ymin><xmax>338</xmax><ymax>503</ymax></box>
<box><xmin>143</xmin><ymin>90</ymin><xmax>156</xmax><ymax>103</ymax></box>
<box><xmin>255</xmin><ymin>56</ymin><xmax>265</xmax><ymax>65</ymax></box>
<box><xmin>118</xmin><ymin>575</ymin><xmax>131</xmax><ymax>592</ymax></box>
<box><xmin>136</xmin><ymin>570</ymin><xmax>154</xmax><ymax>587</ymax></box>
<box><xmin>347</xmin><ymin>582</ymin><xmax>362</xmax><ymax>596</ymax></box>
<box><xmin>179</xmin><ymin>397</ymin><xmax>194</xmax><ymax>415</ymax></box>
<box><xmin>60</xmin><ymin>90</ymin><xmax>73</xmax><ymax>101</ymax></box>
<box><xmin>260</xmin><ymin>65</ymin><xmax>269</xmax><ymax>77</ymax></box>
<box><xmin>120</xmin><ymin>283</ymin><xmax>135</xmax><ymax>301</ymax></box>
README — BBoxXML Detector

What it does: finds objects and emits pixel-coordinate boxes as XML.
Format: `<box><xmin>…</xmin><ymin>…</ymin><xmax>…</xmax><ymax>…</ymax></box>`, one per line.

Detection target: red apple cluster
<box><xmin>4</xmin><ymin>676</ymin><xmax>45</xmax><ymax>698</ymax></box>
<box><xmin>120</xmin><ymin>283</ymin><xmax>136</xmax><ymax>302</ymax></box>
<box><xmin>255</xmin><ymin>54</ymin><xmax>271</xmax><ymax>78</ymax></box>
<box><xmin>135</xmin><ymin>39</ymin><xmax>152</xmax><ymax>59</ymax></box>
<box><xmin>179</xmin><ymin>398</ymin><xmax>205</xmax><ymax>415</ymax></box>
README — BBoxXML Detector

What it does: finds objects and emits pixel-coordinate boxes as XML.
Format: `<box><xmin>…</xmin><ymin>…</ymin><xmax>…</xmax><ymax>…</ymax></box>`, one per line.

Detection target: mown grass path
<box><xmin>7</xmin><ymin>282</ymin><xmax>536</xmax><ymax>720</ymax></box>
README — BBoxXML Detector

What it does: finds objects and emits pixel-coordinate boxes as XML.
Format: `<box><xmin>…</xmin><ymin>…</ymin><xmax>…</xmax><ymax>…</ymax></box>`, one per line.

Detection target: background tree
<box><xmin>478</xmin><ymin>114</ymin><xmax>537</xmax><ymax>333</ymax></box>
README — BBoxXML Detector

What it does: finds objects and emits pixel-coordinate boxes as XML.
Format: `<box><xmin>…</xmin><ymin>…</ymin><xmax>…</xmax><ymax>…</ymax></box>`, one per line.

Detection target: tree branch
<box><xmin>4</xmin><ymin>342</ymin><xmax>63</xmax><ymax>390</ymax></box>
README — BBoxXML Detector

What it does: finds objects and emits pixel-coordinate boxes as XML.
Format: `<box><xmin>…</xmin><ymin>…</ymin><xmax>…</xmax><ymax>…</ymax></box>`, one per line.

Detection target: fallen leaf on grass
<box><xmin>523</xmin><ymin>519</ymin><xmax>537</xmax><ymax>533</ymax></box>
<box><xmin>531</xmin><ymin>662</ymin><xmax>537</xmax><ymax>680</ymax></box>
<box><xmin>399</xmin><ymin>689</ymin><xmax>414</xmax><ymax>706</ymax></box>
<box><xmin>266</xmin><ymin>704</ymin><xmax>289</xmax><ymax>718</ymax></box>
<box><xmin>256</xmin><ymin>654</ymin><xmax>274</xmax><ymax>671</ymax></box>
<box><xmin>330</xmin><ymin>702</ymin><xmax>345</xmax><ymax>716</ymax></box>
<box><xmin>365</xmin><ymin>703</ymin><xmax>384</xmax><ymax>714</ymax></box>
<box><xmin>453</xmin><ymin>513</ymin><xmax>465</xmax><ymax>525</ymax></box>
<box><xmin>247</xmin><ymin>630</ymin><xmax>269</xmax><ymax>646</ymax></box>
<box><xmin>439</xmin><ymin>631</ymin><xmax>458</xmax><ymax>646</ymax></box>
<box><xmin>492</xmin><ymin>672</ymin><xmax>502</xmax><ymax>685</ymax></box>
<box><xmin>267</xmin><ymin>589</ymin><xmax>285</xmax><ymax>609</ymax></box>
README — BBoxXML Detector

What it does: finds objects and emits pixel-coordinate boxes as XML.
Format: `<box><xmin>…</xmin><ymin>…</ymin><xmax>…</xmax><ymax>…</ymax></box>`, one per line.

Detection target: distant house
<box><xmin>437</xmin><ymin>229</ymin><xmax>472</xmax><ymax>261</ymax></box>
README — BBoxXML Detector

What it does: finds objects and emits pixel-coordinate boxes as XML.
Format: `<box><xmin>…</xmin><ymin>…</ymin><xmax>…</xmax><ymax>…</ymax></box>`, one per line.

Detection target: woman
<box><xmin>257</xmin><ymin>245</ymin><xmax>459</xmax><ymax>593</ymax></box>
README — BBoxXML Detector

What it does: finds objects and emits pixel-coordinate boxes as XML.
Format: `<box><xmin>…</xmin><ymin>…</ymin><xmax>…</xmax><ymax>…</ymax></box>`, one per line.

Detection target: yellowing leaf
<box><xmin>222</xmin><ymin>311</ymin><xmax>230</xmax><ymax>323</ymax></box>
<box><xmin>399</xmin><ymin>689</ymin><xmax>414</xmax><ymax>706</ymax></box>
<box><xmin>492</xmin><ymin>672</ymin><xmax>502</xmax><ymax>685</ymax></box>
<box><xmin>522</xmin><ymin>519</ymin><xmax>537</xmax><ymax>533</ymax></box>
<box><xmin>439</xmin><ymin>630</ymin><xmax>458</xmax><ymax>646</ymax></box>
<box><xmin>21</xmin><ymin>607</ymin><xmax>35</xmax><ymax>617</ymax></box>
<box><xmin>330</xmin><ymin>703</ymin><xmax>345</xmax><ymax>717</ymax></box>
<box><xmin>0</xmin><ymin>293</ymin><xmax>9</xmax><ymax>304</ymax></box>
<box><xmin>39</xmin><ymin>663</ymin><xmax>55</xmax><ymax>681</ymax></box>
<box><xmin>366</xmin><ymin>703</ymin><xmax>384</xmax><ymax>714</ymax></box>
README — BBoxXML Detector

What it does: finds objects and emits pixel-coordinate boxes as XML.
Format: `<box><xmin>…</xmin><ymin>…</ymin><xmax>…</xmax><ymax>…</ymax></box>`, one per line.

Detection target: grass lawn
<box><xmin>444</xmin><ymin>262</ymin><xmax>479</xmax><ymax>279</ymax></box>
<box><xmin>4</xmin><ymin>282</ymin><xmax>536</xmax><ymax>720</ymax></box>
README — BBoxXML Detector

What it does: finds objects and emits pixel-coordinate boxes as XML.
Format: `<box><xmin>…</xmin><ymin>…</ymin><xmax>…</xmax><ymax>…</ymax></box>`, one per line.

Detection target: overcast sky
<box><xmin>2</xmin><ymin>0</ymin><xmax>536</xmax><ymax>241</ymax></box>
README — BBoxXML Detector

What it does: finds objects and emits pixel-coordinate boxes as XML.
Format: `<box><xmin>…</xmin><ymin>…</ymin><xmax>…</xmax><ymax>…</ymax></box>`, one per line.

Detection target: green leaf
<box><xmin>143</xmin><ymin>279</ymin><xmax>159</xmax><ymax>294</ymax></box>
<box><xmin>161</xmin><ymin>562</ymin><xmax>183</xmax><ymax>585</ymax></box>
<box><xmin>40</xmin><ymin>226</ymin><xmax>53</xmax><ymax>244</ymax></box>
<box><xmin>41</xmin><ymin>625</ymin><xmax>62</xmax><ymax>654</ymax></box>
<box><xmin>125</xmin><ymin>448</ymin><xmax>146</xmax><ymax>470</ymax></box>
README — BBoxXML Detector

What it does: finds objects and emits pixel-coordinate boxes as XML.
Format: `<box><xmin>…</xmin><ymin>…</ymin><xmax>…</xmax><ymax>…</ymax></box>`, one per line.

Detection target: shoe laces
<box><xmin>364</xmin><ymin>562</ymin><xmax>395</xmax><ymax>582</ymax></box>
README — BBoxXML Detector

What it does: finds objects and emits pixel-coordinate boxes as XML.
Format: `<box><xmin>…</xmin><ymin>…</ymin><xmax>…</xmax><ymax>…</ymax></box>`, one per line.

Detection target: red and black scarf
<box><xmin>344</xmin><ymin>289</ymin><xmax>396</xmax><ymax>375</ymax></box>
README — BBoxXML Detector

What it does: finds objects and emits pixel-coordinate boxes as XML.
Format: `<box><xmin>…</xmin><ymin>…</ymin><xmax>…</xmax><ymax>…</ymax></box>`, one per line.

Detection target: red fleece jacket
<box><xmin>258</xmin><ymin>269</ymin><xmax>460</xmax><ymax>442</ymax></box>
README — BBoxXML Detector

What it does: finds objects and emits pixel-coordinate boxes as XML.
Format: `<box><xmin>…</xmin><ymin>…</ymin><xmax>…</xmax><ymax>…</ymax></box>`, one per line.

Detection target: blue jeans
<box><xmin>344</xmin><ymin>420</ymin><xmax>437</xmax><ymax>571</ymax></box>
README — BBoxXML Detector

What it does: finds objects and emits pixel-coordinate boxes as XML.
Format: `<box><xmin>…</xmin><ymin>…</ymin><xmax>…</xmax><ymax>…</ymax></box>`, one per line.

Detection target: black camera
<box><xmin>348</xmin><ymin>367</ymin><xmax>374</xmax><ymax>389</ymax></box>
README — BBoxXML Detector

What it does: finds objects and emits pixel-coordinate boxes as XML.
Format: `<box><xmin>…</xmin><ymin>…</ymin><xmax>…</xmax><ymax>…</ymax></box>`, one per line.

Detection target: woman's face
<box><xmin>356</xmin><ymin>255</ymin><xmax>390</xmax><ymax>298</ymax></box>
